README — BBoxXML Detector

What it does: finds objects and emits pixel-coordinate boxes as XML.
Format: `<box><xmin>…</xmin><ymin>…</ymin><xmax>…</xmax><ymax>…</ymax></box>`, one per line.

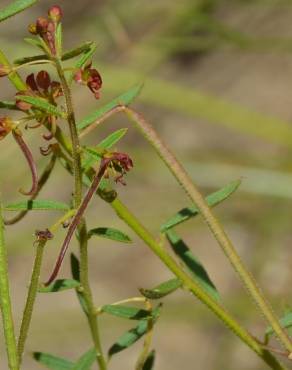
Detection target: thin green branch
<box><xmin>0</xmin><ymin>199</ymin><xmax>19</xmax><ymax>370</ymax></box>
<box><xmin>54</xmin><ymin>56</ymin><xmax>107</xmax><ymax>370</ymax></box>
<box><xmin>124</xmin><ymin>107</ymin><xmax>292</xmax><ymax>355</ymax></box>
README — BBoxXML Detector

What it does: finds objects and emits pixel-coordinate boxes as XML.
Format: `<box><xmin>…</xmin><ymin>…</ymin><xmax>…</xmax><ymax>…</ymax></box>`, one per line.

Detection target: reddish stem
<box><xmin>12</xmin><ymin>130</ymin><xmax>38</xmax><ymax>196</ymax></box>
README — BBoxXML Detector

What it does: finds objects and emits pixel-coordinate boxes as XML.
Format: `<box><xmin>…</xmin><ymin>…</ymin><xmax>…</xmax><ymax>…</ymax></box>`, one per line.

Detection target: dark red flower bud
<box><xmin>0</xmin><ymin>117</ymin><xmax>13</xmax><ymax>140</ymax></box>
<box><xmin>36</xmin><ymin>17</ymin><xmax>49</xmax><ymax>34</ymax></box>
<box><xmin>48</xmin><ymin>5</ymin><xmax>63</xmax><ymax>22</ymax></box>
<box><xmin>26</xmin><ymin>73</ymin><xmax>39</xmax><ymax>92</ymax></box>
<box><xmin>36</xmin><ymin>70</ymin><xmax>51</xmax><ymax>91</ymax></box>
<box><xmin>0</xmin><ymin>64</ymin><xmax>10</xmax><ymax>77</ymax></box>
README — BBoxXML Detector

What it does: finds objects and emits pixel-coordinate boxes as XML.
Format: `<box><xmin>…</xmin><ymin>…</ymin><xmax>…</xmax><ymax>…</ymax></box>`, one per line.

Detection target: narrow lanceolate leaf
<box><xmin>70</xmin><ymin>254</ymin><xmax>88</xmax><ymax>315</ymax></box>
<box><xmin>0</xmin><ymin>0</ymin><xmax>38</xmax><ymax>22</ymax></box>
<box><xmin>77</xmin><ymin>84</ymin><xmax>143</xmax><ymax>132</ymax></box>
<box><xmin>101</xmin><ymin>305</ymin><xmax>150</xmax><ymax>320</ymax></box>
<box><xmin>161</xmin><ymin>179</ymin><xmax>241</xmax><ymax>231</ymax></box>
<box><xmin>81</xmin><ymin>128</ymin><xmax>128</xmax><ymax>171</ymax></box>
<box><xmin>14</xmin><ymin>54</ymin><xmax>48</xmax><ymax>65</ymax></box>
<box><xmin>24</xmin><ymin>37</ymin><xmax>48</xmax><ymax>53</ymax></box>
<box><xmin>33</xmin><ymin>352</ymin><xmax>74</xmax><ymax>370</ymax></box>
<box><xmin>4</xmin><ymin>199</ymin><xmax>70</xmax><ymax>211</ymax></box>
<box><xmin>99</xmin><ymin>128</ymin><xmax>128</xmax><ymax>149</ymax></box>
<box><xmin>16</xmin><ymin>96</ymin><xmax>65</xmax><ymax>118</ymax></box>
<box><xmin>142</xmin><ymin>350</ymin><xmax>156</xmax><ymax>370</ymax></box>
<box><xmin>166</xmin><ymin>230</ymin><xmax>220</xmax><ymax>301</ymax></box>
<box><xmin>74</xmin><ymin>42</ymin><xmax>97</xmax><ymax>70</ymax></box>
<box><xmin>73</xmin><ymin>348</ymin><xmax>96</xmax><ymax>370</ymax></box>
<box><xmin>265</xmin><ymin>311</ymin><xmax>292</xmax><ymax>338</ymax></box>
<box><xmin>62</xmin><ymin>42</ymin><xmax>93</xmax><ymax>61</ymax></box>
<box><xmin>38</xmin><ymin>279</ymin><xmax>80</xmax><ymax>293</ymax></box>
<box><xmin>108</xmin><ymin>305</ymin><xmax>161</xmax><ymax>357</ymax></box>
<box><xmin>140</xmin><ymin>278</ymin><xmax>182</xmax><ymax>300</ymax></box>
<box><xmin>88</xmin><ymin>227</ymin><xmax>132</xmax><ymax>243</ymax></box>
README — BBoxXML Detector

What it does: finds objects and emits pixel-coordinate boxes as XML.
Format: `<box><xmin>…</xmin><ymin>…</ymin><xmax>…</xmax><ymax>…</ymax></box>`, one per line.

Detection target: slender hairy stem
<box><xmin>124</xmin><ymin>107</ymin><xmax>292</xmax><ymax>354</ymax></box>
<box><xmin>54</xmin><ymin>58</ymin><xmax>82</xmax><ymax>205</ymax></box>
<box><xmin>110</xmin><ymin>198</ymin><xmax>285</xmax><ymax>370</ymax></box>
<box><xmin>0</xmin><ymin>199</ymin><xmax>19</xmax><ymax>370</ymax></box>
<box><xmin>17</xmin><ymin>240</ymin><xmax>45</xmax><ymax>363</ymax></box>
<box><xmin>54</xmin><ymin>57</ymin><xmax>106</xmax><ymax>369</ymax></box>
<box><xmin>83</xmin><ymin>105</ymin><xmax>292</xmax><ymax>354</ymax></box>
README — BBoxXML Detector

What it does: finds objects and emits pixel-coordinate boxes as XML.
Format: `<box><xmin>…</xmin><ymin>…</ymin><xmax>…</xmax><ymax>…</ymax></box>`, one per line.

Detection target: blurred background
<box><xmin>1</xmin><ymin>0</ymin><xmax>292</xmax><ymax>369</ymax></box>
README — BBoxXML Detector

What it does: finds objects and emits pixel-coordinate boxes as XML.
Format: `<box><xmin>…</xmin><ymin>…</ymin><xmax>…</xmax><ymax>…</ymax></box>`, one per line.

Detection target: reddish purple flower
<box><xmin>0</xmin><ymin>117</ymin><xmax>13</xmax><ymax>140</ymax></box>
<box><xmin>74</xmin><ymin>62</ymin><xmax>102</xmax><ymax>99</ymax></box>
<box><xmin>103</xmin><ymin>152</ymin><xmax>133</xmax><ymax>185</ymax></box>
<box><xmin>16</xmin><ymin>71</ymin><xmax>63</xmax><ymax>111</ymax></box>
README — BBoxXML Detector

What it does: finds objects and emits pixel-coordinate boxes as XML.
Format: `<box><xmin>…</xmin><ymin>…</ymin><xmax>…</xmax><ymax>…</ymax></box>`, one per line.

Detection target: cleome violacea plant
<box><xmin>0</xmin><ymin>2</ymin><xmax>291</xmax><ymax>370</ymax></box>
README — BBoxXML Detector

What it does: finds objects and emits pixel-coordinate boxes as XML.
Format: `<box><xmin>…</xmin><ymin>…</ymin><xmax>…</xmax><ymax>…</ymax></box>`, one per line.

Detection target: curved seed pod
<box><xmin>12</xmin><ymin>130</ymin><xmax>38</xmax><ymax>196</ymax></box>
<box><xmin>4</xmin><ymin>155</ymin><xmax>56</xmax><ymax>225</ymax></box>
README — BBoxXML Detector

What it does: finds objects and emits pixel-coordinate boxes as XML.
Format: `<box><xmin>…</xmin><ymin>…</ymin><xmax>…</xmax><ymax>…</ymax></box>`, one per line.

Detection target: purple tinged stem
<box><xmin>12</xmin><ymin>130</ymin><xmax>38</xmax><ymax>196</ymax></box>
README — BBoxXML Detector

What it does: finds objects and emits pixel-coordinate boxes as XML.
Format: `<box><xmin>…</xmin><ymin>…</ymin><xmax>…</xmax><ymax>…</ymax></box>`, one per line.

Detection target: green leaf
<box><xmin>74</xmin><ymin>43</ymin><xmax>97</xmax><ymax>70</ymax></box>
<box><xmin>16</xmin><ymin>95</ymin><xmax>65</xmax><ymax>118</ymax></box>
<box><xmin>62</xmin><ymin>42</ymin><xmax>93</xmax><ymax>61</ymax></box>
<box><xmin>77</xmin><ymin>84</ymin><xmax>143</xmax><ymax>132</ymax></box>
<box><xmin>72</xmin><ymin>348</ymin><xmax>96</xmax><ymax>370</ymax></box>
<box><xmin>161</xmin><ymin>179</ymin><xmax>241</xmax><ymax>231</ymax></box>
<box><xmin>14</xmin><ymin>54</ymin><xmax>48</xmax><ymax>65</ymax></box>
<box><xmin>4</xmin><ymin>199</ymin><xmax>70</xmax><ymax>211</ymax></box>
<box><xmin>101</xmin><ymin>305</ymin><xmax>150</xmax><ymax>320</ymax></box>
<box><xmin>88</xmin><ymin>227</ymin><xmax>132</xmax><ymax>243</ymax></box>
<box><xmin>38</xmin><ymin>279</ymin><xmax>80</xmax><ymax>293</ymax></box>
<box><xmin>83</xmin><ymin>147</ymin><xmax>104</xmax><ymax>162</ymax></box>
<box><xmin>265</xmin><ymin>311</ymin><xmax>292</xmax><ymax>338</ymax></box>
<box><xmin>166</xmin><ymin>230</ymin><xmax>220</xmax><ymax>301</ymax></box>
<box><xmin>108</xmin><ymin>305</ymin><xmax>161</xmax><ymax>357</ymax></box>
<box><xmin>0</xmin><ymin>0</ymin><xmax>38</xmax><ymax>22</ymax></box>
<box><xmin>99</xmin><ymin>128</ymin><xmax>128</xmax><ymax>149</ymax></box>
<box><xmin>24</xmin><ymin>37</ymin><xmax>49</xmax><ymax>53</ymax></box>
<box><xmin>33</xmin><ymin>352</ymin><xmax>74</xmax><ymax>370</ymax></box>
<box><xmin>0</xmin><ymin>100</ymin><xmax>18</xmax><ymax>110</ymax></box>
<box><xmin>70</xmin><ymin>254</ymin><xmax>88</xmax><ymax>315</ymax></box>
<box><xmin>140</xmin><ymin>278</ymin><xmax>182</xmax><ymax>300</ymax></box>
<box><xmin>81</xmin><ymin>129</ymin><xmax>128</xmax><ymax>171</ymax></box>
<box><xmin>142</xmin><ymin>350</ymin><xmax>156</xmax><ymax>370</ymax></box>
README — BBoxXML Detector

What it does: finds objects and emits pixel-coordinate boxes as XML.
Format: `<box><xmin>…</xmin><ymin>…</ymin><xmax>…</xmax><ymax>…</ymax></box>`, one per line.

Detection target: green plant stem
<box><xmin>54</xmin><ymin>57</ymin><xmax>106</xmax><ymax>370</ymax></box>
<box><xmin>122</xmin><ymin>107</ymin><xmax>292</xmax><ymax>354</ymax></box>
<box><xmin>0</xmin><ymin>200</ymin><xmax>19</xmax><ymax>370</ymax></box>
<box><xmin>110</xmin><ymin>198</ymin><xmax>285</xmax><ymax>370</ymax></box>
<box><xmin>0</xmin><ymin>47</ymin><xmax>284</xmax><ymax>368</ymax></box>
<box><xmin>17</xmin><ymin>240</ymin><xmax>45</xmax><ymax>363</ymax></box>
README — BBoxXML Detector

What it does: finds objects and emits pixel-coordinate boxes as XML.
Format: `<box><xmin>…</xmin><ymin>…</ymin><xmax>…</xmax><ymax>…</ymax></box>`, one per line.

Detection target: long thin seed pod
<box><xmin>44</xmin><ymin>159</ymin><xmax>107</xmax><ymax>286</ymax></box>
<box><xmin>12</xmin><ymin>130</ymin><xmax>38</xmax><ymax>197</ymax></box>
<box><xmin>4</xmin><ymin>154</ymin><xmax>56</xmax><ymax>225</ymax></box>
